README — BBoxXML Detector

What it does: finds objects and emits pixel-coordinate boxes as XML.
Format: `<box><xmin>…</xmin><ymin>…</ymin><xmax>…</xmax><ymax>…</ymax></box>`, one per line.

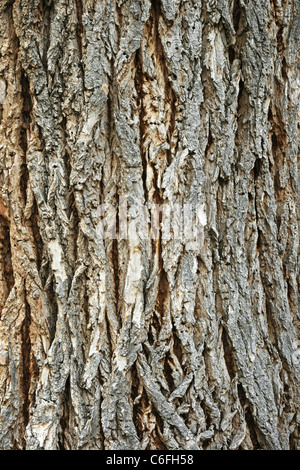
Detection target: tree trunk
<box><xmin>0</xmin><ymin>0</ymin><xmax>299</xmax><ymax>450</ymax></box>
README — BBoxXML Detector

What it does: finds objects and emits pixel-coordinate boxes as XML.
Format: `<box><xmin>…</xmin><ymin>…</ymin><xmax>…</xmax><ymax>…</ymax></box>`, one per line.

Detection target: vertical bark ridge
<box><xmin>21</xmin><ymin>289</ymin><xmax>32</xmax><ymax>432</ymax></box>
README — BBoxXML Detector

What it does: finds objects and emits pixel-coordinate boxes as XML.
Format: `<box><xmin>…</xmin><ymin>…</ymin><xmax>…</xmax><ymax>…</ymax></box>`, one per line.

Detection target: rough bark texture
<box><xmin>0</xmin><ymin>0</ymin><xmax>299</xmax><ymax>450</ymax></box>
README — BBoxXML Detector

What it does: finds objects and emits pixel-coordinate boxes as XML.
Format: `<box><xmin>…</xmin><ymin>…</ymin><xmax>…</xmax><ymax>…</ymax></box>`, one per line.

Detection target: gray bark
<box><xmin>0</xmin><ymin>0</ymin><xmax>299</xmax><ymax>450</ymax></box>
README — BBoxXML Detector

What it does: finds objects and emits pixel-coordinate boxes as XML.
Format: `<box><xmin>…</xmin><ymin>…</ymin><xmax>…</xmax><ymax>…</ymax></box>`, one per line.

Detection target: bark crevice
<box><xmin>21</xmin><ymin>288</ymin><xmax>32</xmax><ymax>432</ymax></box>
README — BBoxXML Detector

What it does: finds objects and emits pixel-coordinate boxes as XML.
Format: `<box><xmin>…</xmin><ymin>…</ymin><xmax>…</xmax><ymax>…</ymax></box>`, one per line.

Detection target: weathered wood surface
<box><xmin>0</xmin><ymin>0</ymin><xmax>299</xmax><ymax>449</ymax></box>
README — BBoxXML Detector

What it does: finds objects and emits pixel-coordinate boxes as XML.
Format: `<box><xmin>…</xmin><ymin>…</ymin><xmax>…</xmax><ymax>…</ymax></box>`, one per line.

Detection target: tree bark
<box><xmin>0</xmin><ymin>0</ymin><xmax>299</xmax><ymax>450</ymax></box>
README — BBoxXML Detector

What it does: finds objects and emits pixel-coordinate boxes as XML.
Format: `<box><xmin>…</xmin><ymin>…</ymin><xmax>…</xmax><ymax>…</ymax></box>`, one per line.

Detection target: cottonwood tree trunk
<box><xmin>0</xmin><ymin>0</ymin><xmax>299</xmax><ymax>450</ymax></box>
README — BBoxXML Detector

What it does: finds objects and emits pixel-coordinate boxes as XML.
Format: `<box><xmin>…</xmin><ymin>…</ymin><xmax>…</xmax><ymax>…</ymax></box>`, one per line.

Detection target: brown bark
<box><xmin>0</xmin><ymin>0</ymin><xmax>299</xmax><ymax>450</ymax></box>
